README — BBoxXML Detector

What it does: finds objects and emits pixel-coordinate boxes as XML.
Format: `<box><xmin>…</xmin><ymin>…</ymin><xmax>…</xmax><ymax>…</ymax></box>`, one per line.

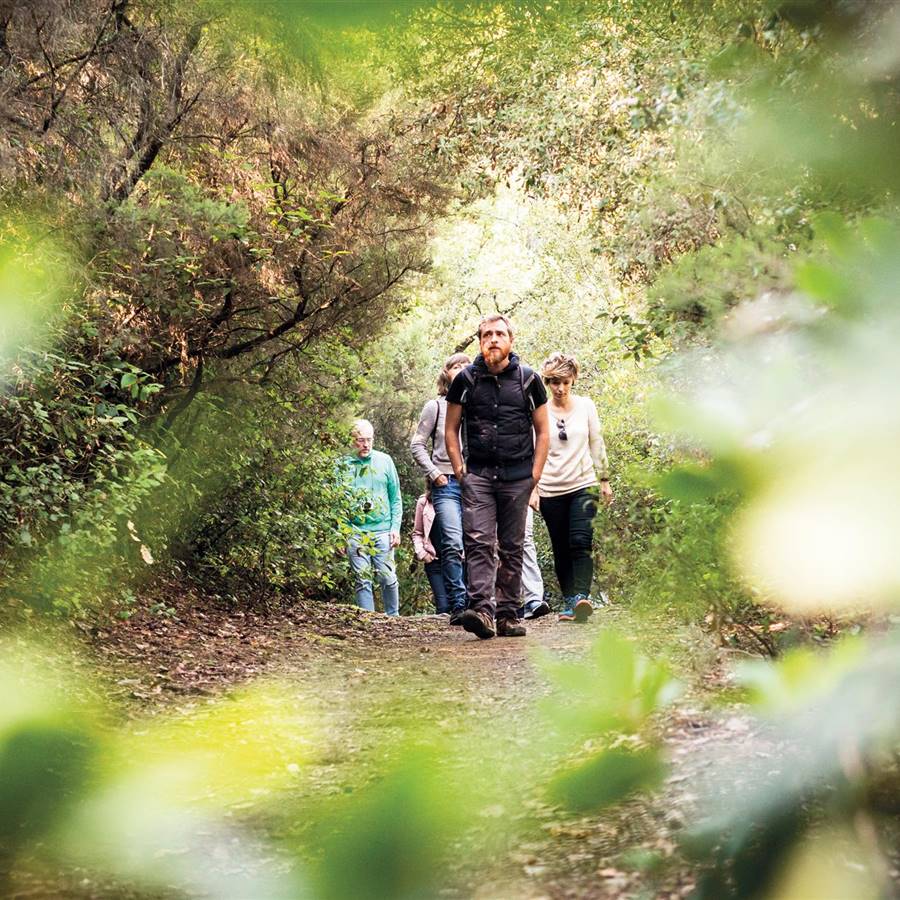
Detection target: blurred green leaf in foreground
<box><xmin>655</xmin><ymin>3</ymin><xmax>900</xmax><ymax>894</ymax></box>
<box><xmin>0</xmin><ymin>219</ymin><xmax>73</xmax><ymax>370</ymax></box>
<box><xmin>1</xmin><ymin>640</ymin><xmax>311</xmax><ymax>897</ymax></box>
<box><xmin>541</xmin><ymin>631</ymin><xmax>679</xmax><ymax>814</ymax></box>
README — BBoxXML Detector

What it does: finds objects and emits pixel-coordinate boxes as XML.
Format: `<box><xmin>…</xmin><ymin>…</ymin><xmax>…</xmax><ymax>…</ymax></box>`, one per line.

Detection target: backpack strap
<box><xmin>428</xmin><ymin>398</ymin><xmax>441</xmax><ymax>448</ymax></box>
<box><xmin>458</xmin><ymin>366</ymin><xmax>477</xmax><ymax>404</ymax></box>
<box><xmin>458</xmin><ymin>367</ymin><xmax>477</xmax><ymax>458</ymax></box>
<box><xmin>519</xmin><ymin>365</ymin><xmax>536</xmax><ymax>413</ymax></box>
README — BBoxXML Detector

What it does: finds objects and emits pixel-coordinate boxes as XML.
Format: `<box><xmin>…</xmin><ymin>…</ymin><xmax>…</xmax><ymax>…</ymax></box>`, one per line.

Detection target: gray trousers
<box><xmin>521</xmin><ymin>506</ymin><xmax>544</xmax><ymax>605</ymax></box>
<box><xmin>461</xmin><ymin>472</ymin><xmax>533</xmax><ymax>620</ymax></box>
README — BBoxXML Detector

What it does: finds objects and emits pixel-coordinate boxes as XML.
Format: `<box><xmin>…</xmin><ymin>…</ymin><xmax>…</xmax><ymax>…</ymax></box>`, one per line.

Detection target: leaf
<box><xmin>549</xmin><ymin>748</ymin><xmax>664</xmax><ymax>813</ymax></box>
<box><xmin>657</xmin><ymin>461</ymin><xmax>741</xmax><ymax>502</ymax></box>
<box><xmin>794</xmin><ymin>261</ymin><xmax>850</xmax><ymax>307</ymax></box>
<box><xmin>139</xmin><ymin>545</ymin><xmax>154</xmax><ymax>565</ymax></box>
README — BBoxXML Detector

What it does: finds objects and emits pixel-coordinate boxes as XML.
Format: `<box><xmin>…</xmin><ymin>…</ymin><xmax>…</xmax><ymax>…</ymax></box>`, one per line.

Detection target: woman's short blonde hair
<box><xmin>437</xmin><ymin>352</ymin><xmax>472</xmax><ymax>396</ymax></box>
<box><xmin>541</xmin><ymin>351</ymin><xmax>579</xmax><ymax>382</ymax></box>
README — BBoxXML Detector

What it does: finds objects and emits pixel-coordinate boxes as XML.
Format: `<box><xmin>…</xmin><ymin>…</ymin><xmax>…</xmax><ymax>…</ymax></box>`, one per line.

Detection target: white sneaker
<box><xmin>523</xmin><ymin>598</ymin><xmax>551</xmax><ymax>620</ymax></box>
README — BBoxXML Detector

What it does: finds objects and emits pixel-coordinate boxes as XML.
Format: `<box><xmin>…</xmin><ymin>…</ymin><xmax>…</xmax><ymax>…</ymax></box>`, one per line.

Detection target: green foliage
<box><xmin>311</xmin><ymin>747</ymin><xmax>465</xmax><ymax>900</ymax></box>
<box><xmin>541</xmin><ymin>630</ymin><xmax>677</xmax><ymax>815</ymax></box>
<box><xmin>180</xmin><ymin>402</ymin><xmax>358</xmax><ymax>600</ymax></box>
<box><xmin>1</xmin><ymin>0</ymin><xmax>446</xmax><ymax>617</ymax></box>
<box><xmin>0</xmin><ymin>216</ymin><xmax>74</xmax><ymax>364</ymax></box>
<box><xmin>684</xmin><ymin>632</ymin><xmax>900</xmax><ymax>899</ymax></box>
<box><xmin>1</xmin><ymin>346</ymin><xmax>168</xmax><ymax>615</ymax></box>
<box><xmin>735</xmin><ymin>637</ymin><xmax>865</xmax><ymax>714</ymax></box>
<box><xmin>0</xmin><ymin>699</ymin><xmax>97</xmax><ymax>887</ymax></box>
<box><xmin>541</xmin><ymin>630</ymin><xmax>680</xmax><ymax>738</ymax></box>
<box><xmin>550</xmin><ymin>748</ymin><xmax>664</xmax><ymax>813</ymax></box>
<box><xmin>0</xmin><ymin>645</ymin><xmax>312</xmax><ymax>896</ymax></box>
<box><xmin>3</xmin><ymin>1</ymin><xmax>900</xmax><ymax>894</ymax></box>
<box><xmin>646</xmin><ymin>232</ymin><xmax>793</xmax><ymax>331</ymax></box>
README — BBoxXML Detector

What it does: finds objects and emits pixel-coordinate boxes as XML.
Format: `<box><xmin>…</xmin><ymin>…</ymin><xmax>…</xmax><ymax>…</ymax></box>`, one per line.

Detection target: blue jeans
<box><xmin>424</xmin><ymin>515</ymin><xmax>449</xmax><ymax>613</ymax></box>
<box><xmin>431</xmin><ymin>475</ymin><xmax>466</xmax><ymax>612</ymax></box>
<box><xmin>424</xmin><ymin>559</ymin><xmax>449</xmax><ymax>613</ymax></box>
<box><xmin>347</xmin><ymin>531</ymin><xmax>400</xmax><ymax>615</ymax></box>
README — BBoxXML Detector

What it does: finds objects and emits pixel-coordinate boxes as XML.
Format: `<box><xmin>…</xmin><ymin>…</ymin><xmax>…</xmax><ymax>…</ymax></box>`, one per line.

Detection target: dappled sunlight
<box><xmin>430</xmin><ymin>185</ymin><xmax>552</xmax><ymax>311</ymax></box>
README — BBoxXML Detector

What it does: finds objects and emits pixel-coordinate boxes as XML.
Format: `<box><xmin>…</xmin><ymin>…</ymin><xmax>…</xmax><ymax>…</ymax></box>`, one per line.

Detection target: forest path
<box><xmin>261</xmin><ymin>604</ymin><xmax>759</xmax><ymax>899</ymax></box>
<box><xmin>61</xmin><ymin>594</ymin><xmax>768</xmax><ymax>899</ymax></box>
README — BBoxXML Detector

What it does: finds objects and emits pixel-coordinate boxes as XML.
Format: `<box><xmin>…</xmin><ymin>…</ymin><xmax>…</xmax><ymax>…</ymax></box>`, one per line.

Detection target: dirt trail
<box><xmin>262</xmin><ymin>607</ymin><xmax>731</xmax><ymax>899</ymax></box>
<box><xmin>15</xmin><ymin>595</ymin><xmax>761</xmax><ymax>899</ymax></box>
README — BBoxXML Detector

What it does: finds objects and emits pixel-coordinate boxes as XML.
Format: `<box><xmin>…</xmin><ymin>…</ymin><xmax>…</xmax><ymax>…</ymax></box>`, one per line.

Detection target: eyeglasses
<box><xmin>556</xmin><ymin>418</ymin><xmax>567</xmax><ymax>441</ymax></box>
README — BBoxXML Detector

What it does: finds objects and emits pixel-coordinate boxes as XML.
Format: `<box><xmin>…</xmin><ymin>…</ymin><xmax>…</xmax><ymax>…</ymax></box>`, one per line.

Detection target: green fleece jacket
<box><xmin>338</xmin><ymin>449</ymin><xmax>402</xmax><ymax>534</ymax></box>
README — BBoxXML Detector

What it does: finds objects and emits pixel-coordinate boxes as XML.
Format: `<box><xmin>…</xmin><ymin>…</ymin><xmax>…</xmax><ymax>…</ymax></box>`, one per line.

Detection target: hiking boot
<box><xmin>449</xmin><ymin>608</ymin><xmax>466</xmax><ymax>627</ymax></box>
<box><xmin>523</xmin><ymin>598</ymin><xmax>551</xmax><ymax>620</ymax></box>
<box><xmin>460</xmin><ymin>609</ymin><xmax>495</xmax><ymax>640</ymax></box>
<box><xmin>574</xmin><ymin>594</ymin><xmax>594</xmax><ymax>623</ymax></box>
<box><xmin>497</xmin><ymin>618</ymin><xmax>527</xmax><ymax>637</ymax></box>
<box><xmin>558</xmin><ymin>597</ymin><xmax>576</xmax><ymax>622</ymax></box>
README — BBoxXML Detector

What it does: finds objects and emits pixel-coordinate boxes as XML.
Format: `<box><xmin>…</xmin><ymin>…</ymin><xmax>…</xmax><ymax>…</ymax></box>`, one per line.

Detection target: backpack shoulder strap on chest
<box><xmin>519</xmin><ymin>365</ymin><xmax>536</xmax><ymax>412</ymax></box>
<box><xmin>458</xmin><ymin>366</ymin><xmax>477</xmax><ymax>404</ymax></box>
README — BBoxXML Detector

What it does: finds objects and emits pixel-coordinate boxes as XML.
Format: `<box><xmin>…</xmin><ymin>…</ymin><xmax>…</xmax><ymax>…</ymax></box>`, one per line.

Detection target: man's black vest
<box><xmin>458</xmin><ymin>354</ymin><xmax>535</xmax><ymax>481</ymax></box>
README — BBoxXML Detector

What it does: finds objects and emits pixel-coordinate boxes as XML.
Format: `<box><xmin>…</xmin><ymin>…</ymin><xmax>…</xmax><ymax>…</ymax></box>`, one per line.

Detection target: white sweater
<box><xmin>538</xmin><ymin>395</ymin><xmax>609</xmax><ymax>498</ymax></box>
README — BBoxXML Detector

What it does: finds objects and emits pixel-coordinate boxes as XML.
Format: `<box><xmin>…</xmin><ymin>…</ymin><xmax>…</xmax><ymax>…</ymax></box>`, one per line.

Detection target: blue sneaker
<box><xmin>558</xmin><ymin>597</ymin><xmax>576</xmax><ymax>622</ymax></box>
<box><xmin>573</xmin><ymin>594</ymin><xmax>593</xmax><ymax>623</ymax></box>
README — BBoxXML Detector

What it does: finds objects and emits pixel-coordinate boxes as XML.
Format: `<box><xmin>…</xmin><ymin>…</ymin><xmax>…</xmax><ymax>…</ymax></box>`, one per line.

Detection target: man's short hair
<box><xmin>477</xmin><ymin>314</ymin><xmax>514</xmax><ymax>339</ymax></box>
<box><xmin>351</xmin><ymin>418</ymin><xmax>374</xmax><ymax>439</ymax></box>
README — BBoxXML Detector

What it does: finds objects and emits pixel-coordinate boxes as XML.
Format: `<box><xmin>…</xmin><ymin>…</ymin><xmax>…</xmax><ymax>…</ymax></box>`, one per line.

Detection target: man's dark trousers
<box><xmin>461</xmin><ymin>471</ymin><xmax>533</xmax><ymax>621</ymax></box>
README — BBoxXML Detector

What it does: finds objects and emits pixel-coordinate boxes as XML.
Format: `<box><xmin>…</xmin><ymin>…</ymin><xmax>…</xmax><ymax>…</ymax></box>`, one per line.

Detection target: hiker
<box><xmin>411</xmin><ymin>482</ymin><xmax>448</xmax><ymax>613</ymax></box>
<box><xmin>339</xmin><ymin>418</ymin><xmax>402</xmax><ymax>616</ymax></box>
<box><xmin>410</xmin><ymin>353</ymin><xmax>471</xmax><ymax>625</ymax></box>
<box><xmin>534</xmin><ymin>352</ymin><xmax>613</xmax><ymax>623</ymax></box>
<box><xmin>445</xmin><ymin>314</ymin><xmax>549</xmax><ymax>639</ymax></box>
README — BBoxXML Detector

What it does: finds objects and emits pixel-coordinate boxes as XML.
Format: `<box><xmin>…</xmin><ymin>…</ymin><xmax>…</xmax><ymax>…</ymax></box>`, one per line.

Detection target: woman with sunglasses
<box><xmin>533</xmin><ymin>352</ymin><xmax>613</xmax><ymax>622</ymax></box>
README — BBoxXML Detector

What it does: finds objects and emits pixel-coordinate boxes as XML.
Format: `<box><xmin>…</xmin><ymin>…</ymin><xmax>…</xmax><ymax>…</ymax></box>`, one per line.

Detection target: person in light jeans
<box><xmin>519</xmin><ymin>507</ymin><xmax>550</xmax><ymax>620</ymax></box>
<box><xmin>410</xmin><ymin>354</ymin><xmax>471</xmax><ymax>624</ymax></box>
<box><xmin>339</xmin><ymin>419</ymin><xmax>402</xmax><ymax>615</ymax></box>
